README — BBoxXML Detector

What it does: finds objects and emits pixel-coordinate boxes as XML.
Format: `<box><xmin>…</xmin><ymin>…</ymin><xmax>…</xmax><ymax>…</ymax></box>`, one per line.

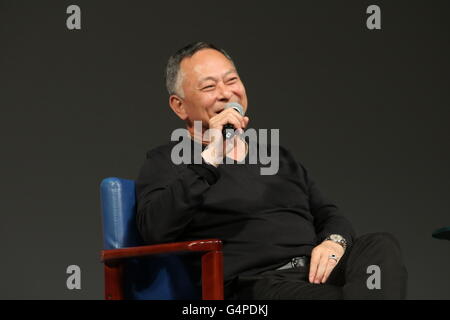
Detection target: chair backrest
<box><xmin>100</xmin><ymin>177</ymin><xmax>200</xmax><ymax>299</ymax></box>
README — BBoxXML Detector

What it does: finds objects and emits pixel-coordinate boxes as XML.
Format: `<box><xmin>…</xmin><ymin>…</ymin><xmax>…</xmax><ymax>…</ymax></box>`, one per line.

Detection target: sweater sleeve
<box><xmin>135</xmin><ymin>148</ymin><xmax>221</xmax><ymax>244</ymax></box>
<box><xmin>299</xmin><ymin>162</ymin><xmax>356</xmax><ymax>248</ymax></box>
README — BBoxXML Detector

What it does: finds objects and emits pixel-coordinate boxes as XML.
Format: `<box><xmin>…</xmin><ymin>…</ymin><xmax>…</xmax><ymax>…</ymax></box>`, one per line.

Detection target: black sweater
<box><xmin>135</xmin><ymin>137</ymin><xmax>355</xmax><ymax>287</ymax></box>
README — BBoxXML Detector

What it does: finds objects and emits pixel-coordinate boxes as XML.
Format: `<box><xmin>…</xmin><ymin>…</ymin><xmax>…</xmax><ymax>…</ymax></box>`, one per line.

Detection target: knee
<box><xmin>356</xmin><ymin>232</ymin><xmax>401</xmax><ymax>250</ymax></box>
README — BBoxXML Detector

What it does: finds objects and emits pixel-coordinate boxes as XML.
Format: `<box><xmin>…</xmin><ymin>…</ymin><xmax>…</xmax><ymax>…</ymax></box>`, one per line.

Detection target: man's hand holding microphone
<box><xmin>202</xmin><ymin>102</ymin><xmax>249</xmax><ymax>167</ymax></box>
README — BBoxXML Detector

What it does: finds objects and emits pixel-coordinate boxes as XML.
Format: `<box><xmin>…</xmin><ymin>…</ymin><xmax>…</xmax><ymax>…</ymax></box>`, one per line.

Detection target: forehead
<box><xmin>180</xmin><ymin>49</ymin><xmax>235</xmax><ymax>82</ymax></box>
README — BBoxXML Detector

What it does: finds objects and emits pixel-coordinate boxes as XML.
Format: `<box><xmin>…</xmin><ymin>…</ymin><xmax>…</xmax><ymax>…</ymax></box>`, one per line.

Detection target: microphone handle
<box><xmin>222</xmin><ymin>123</ymin><xmax>236</xmax><ymax>140</ymax></box>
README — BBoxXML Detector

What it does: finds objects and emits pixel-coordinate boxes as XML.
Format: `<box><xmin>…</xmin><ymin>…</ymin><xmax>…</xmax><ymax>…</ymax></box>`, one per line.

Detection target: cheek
<box><xmin>193</xmin><ymin>95</ymin><xmax>216</xmax><ymax>116</ymax></box>
<box><xmin>203</xmin><ymin>94</ymin><xmax>218</xmax><ymax>107</ymax></box>
<box><xmin>234</xmin><ymin>83</ymin><xmax>246</xmax><ymax>96</ymax></box>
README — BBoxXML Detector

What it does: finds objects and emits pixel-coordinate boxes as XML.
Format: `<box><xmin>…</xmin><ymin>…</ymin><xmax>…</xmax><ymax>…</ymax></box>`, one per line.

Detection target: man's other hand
<box><xmin>309</xmin><ymin>240</ymin><xmax>345</xmax><ymax>284</ymax></box>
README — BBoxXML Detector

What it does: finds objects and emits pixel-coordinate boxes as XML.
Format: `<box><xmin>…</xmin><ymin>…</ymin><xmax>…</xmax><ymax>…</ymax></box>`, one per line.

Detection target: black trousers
<box><xmin>234</xmin><ymin>232</ymin><xmax>408</xmax><ymax>300</ymax></box>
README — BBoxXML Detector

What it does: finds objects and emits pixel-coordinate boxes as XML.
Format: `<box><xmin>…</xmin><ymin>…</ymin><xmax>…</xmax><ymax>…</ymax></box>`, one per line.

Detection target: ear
<box><xmin>168</xmin><ymin>95</ymin><xmax>188</xmax><ymax>120</ymax></box>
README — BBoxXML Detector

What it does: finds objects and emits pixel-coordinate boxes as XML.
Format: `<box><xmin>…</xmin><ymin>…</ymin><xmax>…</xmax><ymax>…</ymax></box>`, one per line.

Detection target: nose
<box><xmin>217</xmin><ymin>81</ymin><xmax>232</xmax><ymax>102</ymax></box>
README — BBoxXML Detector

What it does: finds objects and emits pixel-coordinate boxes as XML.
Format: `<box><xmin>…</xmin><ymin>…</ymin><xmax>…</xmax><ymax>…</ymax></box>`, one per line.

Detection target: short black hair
<box><xmin>165</xmin><ymin>42</ymin><xmax>234</xmax><ymax>97</ymax></box>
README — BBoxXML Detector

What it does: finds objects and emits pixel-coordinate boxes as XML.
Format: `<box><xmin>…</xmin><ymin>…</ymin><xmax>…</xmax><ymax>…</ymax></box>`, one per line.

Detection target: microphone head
<box><xmin>224</xmin><ymin>102</ymin><xmax>245</xmax><ymax>116</ymax></box>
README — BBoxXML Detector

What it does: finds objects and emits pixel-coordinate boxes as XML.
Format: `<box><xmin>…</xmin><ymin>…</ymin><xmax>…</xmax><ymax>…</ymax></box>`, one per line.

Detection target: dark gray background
<box><xmin>1</xmin><ymin>0</ymin><xmax>449</xmax><ymax>299</ymax></box>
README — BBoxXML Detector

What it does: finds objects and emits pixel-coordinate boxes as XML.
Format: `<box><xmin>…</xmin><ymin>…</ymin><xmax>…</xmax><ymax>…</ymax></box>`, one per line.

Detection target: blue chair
<box><xmin>100</xmin><ymin>177</ymin><xmax>224</xmax><ymax>300</ymax></box>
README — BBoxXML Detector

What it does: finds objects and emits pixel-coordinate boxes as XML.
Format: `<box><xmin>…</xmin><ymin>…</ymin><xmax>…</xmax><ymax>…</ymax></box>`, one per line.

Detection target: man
<box><xmin>136</xmin><ymin>42</ymin><xmax>408</xmax><ymax>299</ymax></box>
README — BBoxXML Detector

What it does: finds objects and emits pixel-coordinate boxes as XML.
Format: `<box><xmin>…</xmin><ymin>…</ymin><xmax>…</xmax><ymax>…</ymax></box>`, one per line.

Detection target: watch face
<box><xmin>331</xmin><ymin>234</ymin><xmax>342</xmax><ymax>241</ymax></box>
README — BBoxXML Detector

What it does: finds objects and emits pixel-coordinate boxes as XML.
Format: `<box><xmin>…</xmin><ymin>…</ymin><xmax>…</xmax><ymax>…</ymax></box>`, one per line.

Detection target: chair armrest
<box><xmin>101</xmin><ymin>238</ymin><xmax>224</xmax><ymax>300</ymax></box>
<box><xmin>101</xmin><ymin>238</ymin><xmax>222</xmax><ymax>262</ymax></box>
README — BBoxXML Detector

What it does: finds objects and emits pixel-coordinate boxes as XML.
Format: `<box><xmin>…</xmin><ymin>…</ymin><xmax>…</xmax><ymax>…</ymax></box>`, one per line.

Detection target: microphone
<box><xmin>222</xmin><ymin>102</ymin><xmax>245</xmax><ymax>140</ymax></box>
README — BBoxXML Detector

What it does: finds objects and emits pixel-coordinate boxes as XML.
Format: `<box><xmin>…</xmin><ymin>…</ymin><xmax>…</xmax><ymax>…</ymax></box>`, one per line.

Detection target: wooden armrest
<box><xmin>101</xmin><ymin>238</ymin><xmax>222</xmax><ymax>262</ymax></box>
<box><xmin>102</xmin><ymin>238</ymin><xmax>224</xmax><ymax>300</ymax></box>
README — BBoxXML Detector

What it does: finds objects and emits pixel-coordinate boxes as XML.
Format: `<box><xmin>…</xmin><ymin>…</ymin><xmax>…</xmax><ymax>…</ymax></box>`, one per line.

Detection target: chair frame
<box><xmin>101</xmin><ymin>238</ymin><xmax>224</xmax><ymax>300</ymax></box>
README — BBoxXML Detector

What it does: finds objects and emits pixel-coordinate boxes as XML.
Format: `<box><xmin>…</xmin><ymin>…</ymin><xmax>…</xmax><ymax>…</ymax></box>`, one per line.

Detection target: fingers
<box><xmin>308</xmin><ymin>250</ymin><xmax>320</xmax><ymax>283</ymax></box>
<box><xmin>321</xmin><ymin>258</ymin><xmax>338</xmax><ymax>283</ymax></box>
<box><xmin>243</xmin><ymin>116</ymin><xmax>249</xmax><ymax>127</ymax></box>
<box><xmin>223</xmin><ymin>110</ymin><xmax>245</xmax><ymax>129</ymax></box>
<box><xmin>210</xmin><ymin>108</ymin><xmax>246</xmax><ymax>131</ymax></box>
<box><xmin>224</xmin><ymin>136</ymin><xmax>237</xmax><ymax>154</ymax></box>
<box><xmin>313</xmin><ymin>254</ymin><xmax>329</xmax><ymax>284</ymax></box>
<box><xmin>309</xmin><ymin>249</ymin><xmax>340</xmax><ymax>284</ymax></box>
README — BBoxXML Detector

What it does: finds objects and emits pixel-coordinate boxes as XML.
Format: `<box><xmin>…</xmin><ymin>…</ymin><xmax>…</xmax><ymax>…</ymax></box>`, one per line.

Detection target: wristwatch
<box><xmin>324</xmin><ymin>234</ymin><xmax>348</xmax><ymax>250</ymax></box>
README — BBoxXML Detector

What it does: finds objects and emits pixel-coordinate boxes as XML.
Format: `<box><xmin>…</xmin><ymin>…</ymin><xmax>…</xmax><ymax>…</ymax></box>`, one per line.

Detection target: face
<box><xmin>169</xmin><ymin>48</ymin><xmax>248</xmax><ymax>130</ymax></box>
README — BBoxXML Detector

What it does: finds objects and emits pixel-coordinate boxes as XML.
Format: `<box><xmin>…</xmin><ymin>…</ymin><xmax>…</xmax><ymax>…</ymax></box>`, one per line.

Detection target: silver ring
<box><xmin>328</xmin><ymin>254</ymin><xmax>338</xmax><ymax>262</ymax></box>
